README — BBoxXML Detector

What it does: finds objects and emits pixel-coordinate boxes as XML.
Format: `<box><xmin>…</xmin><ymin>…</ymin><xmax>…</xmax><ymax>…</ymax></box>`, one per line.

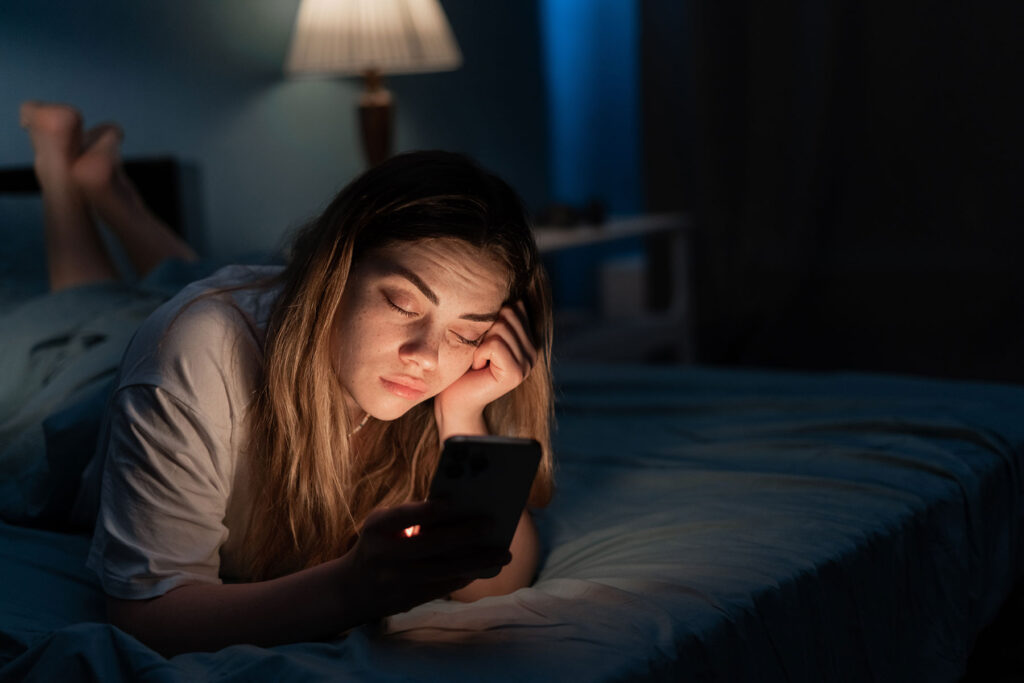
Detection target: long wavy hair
<box><xmin>237</xmin><ymin>151</ymin><xmax>555</xmax><ymax>581</ymax></box>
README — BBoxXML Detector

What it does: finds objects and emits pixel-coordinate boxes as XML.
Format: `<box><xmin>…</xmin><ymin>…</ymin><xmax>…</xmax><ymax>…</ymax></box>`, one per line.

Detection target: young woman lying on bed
<box><xmin>14</xmin><ymin>102</ymin><xmax>555</xmax><ymax>656</ymax></box>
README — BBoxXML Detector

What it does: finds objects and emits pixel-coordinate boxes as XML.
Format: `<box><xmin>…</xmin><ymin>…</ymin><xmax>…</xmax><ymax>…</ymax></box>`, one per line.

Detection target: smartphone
<box><xmin>425</xmin><ymin>435</ymin><xmax>542</xmax><ymax>553</ymax></box>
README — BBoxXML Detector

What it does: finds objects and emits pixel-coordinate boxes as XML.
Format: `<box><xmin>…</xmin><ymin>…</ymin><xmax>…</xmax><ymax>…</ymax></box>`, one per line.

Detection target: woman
<box><xmin>15</xmin><ymin>102</ymin><xmax>555</xmax><ymax>656</ymax></box>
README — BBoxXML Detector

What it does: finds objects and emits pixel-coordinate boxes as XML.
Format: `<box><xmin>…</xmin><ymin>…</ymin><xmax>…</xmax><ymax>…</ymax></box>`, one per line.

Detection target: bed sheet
<box><xmin>2</xmin><ymin>364</ymin><xmax>1023</xmax><ymax>682</ymax></box>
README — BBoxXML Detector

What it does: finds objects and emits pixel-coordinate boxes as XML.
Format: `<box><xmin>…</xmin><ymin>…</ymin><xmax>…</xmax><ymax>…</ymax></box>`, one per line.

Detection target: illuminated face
<box><xmin>331</xmin><ymin>238</ymin><xmax>510</xmax><ymax>422</ymax></box>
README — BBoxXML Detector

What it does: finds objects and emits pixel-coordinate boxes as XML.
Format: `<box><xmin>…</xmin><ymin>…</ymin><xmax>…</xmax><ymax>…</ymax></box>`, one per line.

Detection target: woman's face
<box><xmin>332</xmin><ymin>238</ymin><xmax>511</xmax><ymax>422</ymax></box>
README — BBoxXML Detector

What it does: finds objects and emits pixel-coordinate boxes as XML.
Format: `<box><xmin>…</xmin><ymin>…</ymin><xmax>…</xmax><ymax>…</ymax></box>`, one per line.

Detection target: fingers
<box><xmin>474</xmin><ymin>301</ymin><xmax>538</xmax><ymax>379</ymax></box>
<box><xmin>473</xmin><ymin>335</ymin><xmax>515</xmax><ymax>375</ymax></box>
<box><xmin>368</xmin><ymin>544</ymin><xmax>509</xmax><ymax>585</ymax></box>
<box><xmin>414</xmin><ymin>548</ymin><xmax>512</xmax><ymax>582</ymax></box>
<box><xmin>500</xmin><ymin>304</ymin><xmax>538</xmax><ymax>367</ymax></box>
<box><xmin>362</xmin><ymin>500</ymin><xmax>447</xmax><ymax>537</ymax></box>
<box><xmin>351</xmin><ymin>505</ymin><xmax>516</xmax><ymax>619</ymax></box>
<box><xmin>504</xmin><ymin>302</ymin><xmax>538</xmax><ymax>363</ymax></box>
<box><xmin>475</xmin><ymin>336</ymin><xmax>531</xmax><ymax>385</ymax></box>
<box><xmin>364</xmin><ymin>503</ymin><xmax>498</xmax><ymax>552</ymax></box>
<box><xmin>399</xmin><ymin>515</ymin><xmax>497</xmax><ymax>558</ymax></box>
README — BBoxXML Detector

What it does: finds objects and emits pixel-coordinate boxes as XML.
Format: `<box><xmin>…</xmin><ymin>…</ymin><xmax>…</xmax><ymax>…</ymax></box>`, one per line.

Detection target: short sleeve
<box><xmin>86</xmin><ymin>384</ymin><xmax>232</xmax><ymax>600</ymax></box>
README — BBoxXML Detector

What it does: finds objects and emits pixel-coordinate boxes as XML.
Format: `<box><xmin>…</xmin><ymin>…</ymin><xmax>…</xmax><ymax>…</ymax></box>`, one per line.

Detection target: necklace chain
<box><xmin>348</xmin><ymin>412</ymin><xmax>370</xmax><ymax>438</ymax></box>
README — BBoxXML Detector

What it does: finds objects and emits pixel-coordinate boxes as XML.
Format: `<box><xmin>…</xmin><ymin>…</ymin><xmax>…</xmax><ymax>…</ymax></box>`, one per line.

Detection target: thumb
<box><xmin>472</xmin><ymin>346</ymin><xmax>491</xmax><ymax>371</ymax></box>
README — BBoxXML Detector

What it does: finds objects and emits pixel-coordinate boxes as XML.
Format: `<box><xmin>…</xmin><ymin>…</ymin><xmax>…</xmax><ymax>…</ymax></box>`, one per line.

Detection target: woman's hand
<box><xmin>104</xmin><ymin>501</ymin><xmax>509</xmax><ymax>655</ymax></box>
<box><xmin>343</xmin><ymin>501</ymin><xmax>511</xmax><ymax>622</ymax></box>
<box><xmin>434</xmin><ymin>301</ymin><xmax>537</xmax><ymax>437</ymax></box>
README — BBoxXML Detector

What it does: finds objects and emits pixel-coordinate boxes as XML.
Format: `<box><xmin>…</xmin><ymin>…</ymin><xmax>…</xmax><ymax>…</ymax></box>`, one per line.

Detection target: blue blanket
<box><xmin>1</xmin><ymin>363</ymin><xmax>1021</xmax><ymax>681</ymax></box>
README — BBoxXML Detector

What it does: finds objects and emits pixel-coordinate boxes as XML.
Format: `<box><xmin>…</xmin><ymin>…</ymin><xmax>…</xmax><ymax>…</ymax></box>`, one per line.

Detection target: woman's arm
<box><xmin>107</xmin><ymin>555</ymin><xmax>360</xmax><ymax>657</ymax></box>
<box><xmin>107</xmin><ymin>501</ymin><xmax>509</xmax><ymax>657</ymax></box>
<box><xmin>449</xmin><ymin>509</ymin><xmax>539</xmax><ymax>602</ymax></box>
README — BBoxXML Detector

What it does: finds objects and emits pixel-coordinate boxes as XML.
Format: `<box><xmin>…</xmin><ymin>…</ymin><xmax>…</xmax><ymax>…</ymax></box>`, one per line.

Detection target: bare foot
<box><xmin>19</xmin><ymin>101</ymin><xmax>83</xmax><ymax>179</ymax></box>
<box><xmin>71</xmin><ymin>123</ymin><xmax>126</xmax><ymax>198</ymax></box>
<box><xmin>22</xmin><ymin>103</ymin><xmax>121</xmax><ymax>290</ymax></box>
<box><xmin>72</xmin><ymin>122</ymin><xmax>198</xmax><ymax>274</ymax></box>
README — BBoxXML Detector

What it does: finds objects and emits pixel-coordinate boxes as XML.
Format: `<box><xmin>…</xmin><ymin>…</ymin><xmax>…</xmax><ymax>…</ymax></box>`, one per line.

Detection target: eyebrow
<box><xmin>382</xmin><ymin>262</ymin><xmax>501</xmax><ymax>322</ymax></box>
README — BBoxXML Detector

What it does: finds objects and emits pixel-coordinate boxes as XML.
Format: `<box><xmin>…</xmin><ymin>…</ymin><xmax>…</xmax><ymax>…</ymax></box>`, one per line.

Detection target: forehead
<box><xmin>358</xmin><ymin>238</ymin><xmax>511</xmax><ymax>301</ymax></box>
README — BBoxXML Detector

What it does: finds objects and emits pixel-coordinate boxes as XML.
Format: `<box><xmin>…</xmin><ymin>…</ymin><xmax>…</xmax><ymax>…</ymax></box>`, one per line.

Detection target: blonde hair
<box><xmin>238</xmin><ymin>151</ymin><xmax>555</xmax><ymax>580</ymax></box>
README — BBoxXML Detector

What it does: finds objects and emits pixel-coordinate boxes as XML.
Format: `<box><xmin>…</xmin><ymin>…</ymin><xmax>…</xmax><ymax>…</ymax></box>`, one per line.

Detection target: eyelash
<box><xmin>385</xmin><ymin>297</ymin><xmax>482</xmax><ymax>347</ymax></box>
<box><xmin>386</xmin><ymin>298</ymin><xmax>417</xmax><ymax>318</ymax></box>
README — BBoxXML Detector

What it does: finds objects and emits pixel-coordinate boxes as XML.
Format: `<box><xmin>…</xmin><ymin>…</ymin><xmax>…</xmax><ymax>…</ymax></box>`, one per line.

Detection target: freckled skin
<box><xmin>331</xmin><ymin>239</ymin><xmax>509</xmax><ymax>422</ymax></box>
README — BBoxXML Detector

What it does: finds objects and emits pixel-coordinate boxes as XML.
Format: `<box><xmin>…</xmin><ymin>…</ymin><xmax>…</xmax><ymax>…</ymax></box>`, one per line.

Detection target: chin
<box><xmin>364</xmin><ymin>395</ymin><xmax>431</xmax><ymax>422</ymax></box>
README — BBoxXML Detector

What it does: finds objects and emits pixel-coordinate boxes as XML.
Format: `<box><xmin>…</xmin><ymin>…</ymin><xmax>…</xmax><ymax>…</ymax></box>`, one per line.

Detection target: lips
<box><xmin>380</xmin><ymin>375</ymin><xmax>428</xmax><ymax>400</ymax></box>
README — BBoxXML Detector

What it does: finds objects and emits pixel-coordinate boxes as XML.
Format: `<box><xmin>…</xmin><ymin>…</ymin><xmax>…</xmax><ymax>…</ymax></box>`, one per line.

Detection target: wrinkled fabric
<box><xmin>0</xmin><ymin>258</ymin><xmax>232</xmax><ymax>525</ymax></box>
<box><xmin>0</xmin><ymin>281</ymin><xmax>166</xmax><ymax>525</ymax></box>
<box><xmin>86</xmin><ymin>264</ymin><xmax>281</xmax><ymax>598</ymax></box>
<box><xmin>1</xmin><ymin>364</ymin><xmax>1022</xmax><ymax>682</ymax></box>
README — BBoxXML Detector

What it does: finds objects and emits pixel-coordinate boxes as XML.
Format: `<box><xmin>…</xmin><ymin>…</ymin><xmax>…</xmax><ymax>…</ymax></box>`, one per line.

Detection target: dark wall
<box><xmin>640</xmin><ymin>0</ymin><xmax>695</xmax><ymax>214</ymax></box>
<box><xmin>393</xmin><ymin>0</ymin><xmax>550</xmax><ymax>214</ymax></box>
<box><xmin>644</xmin><ymin>0</ymin><xmax>1024</xmax><ymax>383</ymax></box>
<box><xmin>0</xmin><ymin>0</ymin><xmax>549</xmax><ymax>258</ymax></box>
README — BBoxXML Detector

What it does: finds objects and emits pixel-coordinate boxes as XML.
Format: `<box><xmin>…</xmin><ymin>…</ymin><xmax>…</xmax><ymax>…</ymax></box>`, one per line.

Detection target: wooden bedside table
<box><xmin>534</xmin><ymin>213</ymin><xmax>694</xmax><ymax>363</ymax></box>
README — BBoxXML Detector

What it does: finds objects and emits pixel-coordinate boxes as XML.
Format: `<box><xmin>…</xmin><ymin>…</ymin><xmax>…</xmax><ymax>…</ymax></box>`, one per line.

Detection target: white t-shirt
<box><xmin>86</xmin><ymin>264</ymin><xmax>283</xmax><ymax>600</ymax></box>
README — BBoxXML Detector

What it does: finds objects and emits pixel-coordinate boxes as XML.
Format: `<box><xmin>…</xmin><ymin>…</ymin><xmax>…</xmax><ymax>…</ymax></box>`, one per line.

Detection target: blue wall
<box><xmin>0</xmin><ymin>0</ymin><xmax>549</xmax><ymax>260</ymax></box>
<box><xmin>541</xmin><ymin>0</ymin><xmax>643</xmax><ymax>215</ymax></box>
<box><xmin>539</xmin><ymin>0</ymin><xmax>645</xmax><ymax>313</ymax></box>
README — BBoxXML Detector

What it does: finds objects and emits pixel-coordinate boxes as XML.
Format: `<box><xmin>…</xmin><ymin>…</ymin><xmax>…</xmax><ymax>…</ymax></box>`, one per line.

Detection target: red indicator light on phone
<box><xmin>403</xmin><ymin>525</ymin><xmax>421</xmax><ymax>538</ymax></box>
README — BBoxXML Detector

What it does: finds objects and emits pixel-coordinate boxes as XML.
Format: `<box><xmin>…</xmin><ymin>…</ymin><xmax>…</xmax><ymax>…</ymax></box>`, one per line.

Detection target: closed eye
<box><xmin>385</xmin><ymin>292</ymin><xmax>483</xmax><ymax>346</ymax></box>
<box><xmin>453</xmin><ymin>332</ymin><xmax>483</xmax><ymax>347</ymax></box>
<box><xmin>385</xmin><ymin>296</ymin><xmax>417</xmax><ymax>318</ymax></box>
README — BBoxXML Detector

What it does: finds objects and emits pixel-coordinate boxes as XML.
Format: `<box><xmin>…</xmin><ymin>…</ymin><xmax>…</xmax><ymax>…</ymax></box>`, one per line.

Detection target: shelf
<box><xmin>533</xmin><ymin>213</ymin><xmax>691</xmax><ymax>253</ymax></box>
<box><xmin>537</xmin><ymin>214</ymin><xmax>695</xmax><ymax>364</ymax></box>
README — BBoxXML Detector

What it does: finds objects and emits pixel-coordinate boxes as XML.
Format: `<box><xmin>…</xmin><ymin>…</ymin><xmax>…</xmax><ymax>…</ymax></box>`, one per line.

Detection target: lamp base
<box><xmin>359</xmin><ymin>70</ymin><xmax>393</xmax><ymax>167</ymax></box>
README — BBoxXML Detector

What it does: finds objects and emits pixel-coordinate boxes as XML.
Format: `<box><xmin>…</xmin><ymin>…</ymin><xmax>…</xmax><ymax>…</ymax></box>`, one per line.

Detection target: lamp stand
<box><xmin>358</xmin><ymin>69</ymin><xmax>393</xmax><ymax>167</ymax></box>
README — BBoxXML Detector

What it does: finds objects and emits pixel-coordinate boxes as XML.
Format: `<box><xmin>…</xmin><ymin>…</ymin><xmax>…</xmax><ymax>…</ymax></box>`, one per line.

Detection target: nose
<box><xmin>399</xmin><ymin>330</ymin><xmax>439</xmax><ymax>371</ymax></box>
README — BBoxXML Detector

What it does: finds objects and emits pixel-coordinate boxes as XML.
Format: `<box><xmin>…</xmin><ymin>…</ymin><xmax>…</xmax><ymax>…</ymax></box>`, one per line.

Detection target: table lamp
<box><xmin>285</xmin><ymin>0</ymin><xmax>462</xmax><ymax>167</ymax></box>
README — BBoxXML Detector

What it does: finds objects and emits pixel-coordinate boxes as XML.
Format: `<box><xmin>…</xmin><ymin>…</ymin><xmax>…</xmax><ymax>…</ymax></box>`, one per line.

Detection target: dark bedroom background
<box><xmin>672</xmin><ymin>1</ymin><xmax>1024</xmax><ymax>384</ymax></box>
<box><xmin>2</xmin><ymin>0</ymin><xmax>1022</xmax><ymax>384</ymax></box>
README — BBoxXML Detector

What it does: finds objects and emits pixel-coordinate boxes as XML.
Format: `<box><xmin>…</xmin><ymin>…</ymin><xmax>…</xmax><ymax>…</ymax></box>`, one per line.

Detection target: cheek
<box><xmin>437</xmin><ymin>347</ymin><xmax>476</xmax><ymax>385</ymax></box>
<box><xmin>338</xmin><ymin>309</ymin><xmax>390</xmax><ymax>370</ymax></box>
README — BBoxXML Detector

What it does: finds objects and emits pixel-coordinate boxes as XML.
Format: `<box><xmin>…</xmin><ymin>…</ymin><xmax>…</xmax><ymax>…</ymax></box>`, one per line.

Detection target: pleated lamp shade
<box><xmin>285</xmin><ymin>0</ymin><xmax>462</xmax><ymax>76</ymax></box>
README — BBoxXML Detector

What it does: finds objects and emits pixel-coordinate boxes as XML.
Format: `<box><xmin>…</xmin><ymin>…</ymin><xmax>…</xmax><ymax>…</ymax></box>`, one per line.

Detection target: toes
<box><xmin>18</xmin><ymin>101</ymin><xmax>39</xmax><ymax>128</ymax></box>
<box><xmin>74</xmin><ymin>123</ymin><xmax>125</xmax><ymax>191</ymax></box>
<box><xmin>82</xmin><ymin>123</ymin><xmax>124</xmax><ymax>151</ymax></box>
<box><xmin>19</xmin><ymin>101</ymin><xmax>82</xmax><ymax>133</ymax></box>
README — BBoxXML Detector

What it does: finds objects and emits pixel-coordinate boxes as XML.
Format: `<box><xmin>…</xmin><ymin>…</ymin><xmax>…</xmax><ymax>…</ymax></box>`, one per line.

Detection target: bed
<box><xmin>3</xmin><ymin>164</ymin><xmax>1023</xmax><ymax>681</ymax></box>
<box><xmin>0</xmin><ymin>360</ymin><xmax>1021</xmax><ymax>681</ymax></box>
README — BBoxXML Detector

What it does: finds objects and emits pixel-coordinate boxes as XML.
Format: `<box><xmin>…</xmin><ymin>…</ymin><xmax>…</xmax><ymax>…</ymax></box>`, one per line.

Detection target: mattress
<box><xmin>1</xmin><ymin>363</ymin><xmax>1022</xmax><ymax>682</ymax></box>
